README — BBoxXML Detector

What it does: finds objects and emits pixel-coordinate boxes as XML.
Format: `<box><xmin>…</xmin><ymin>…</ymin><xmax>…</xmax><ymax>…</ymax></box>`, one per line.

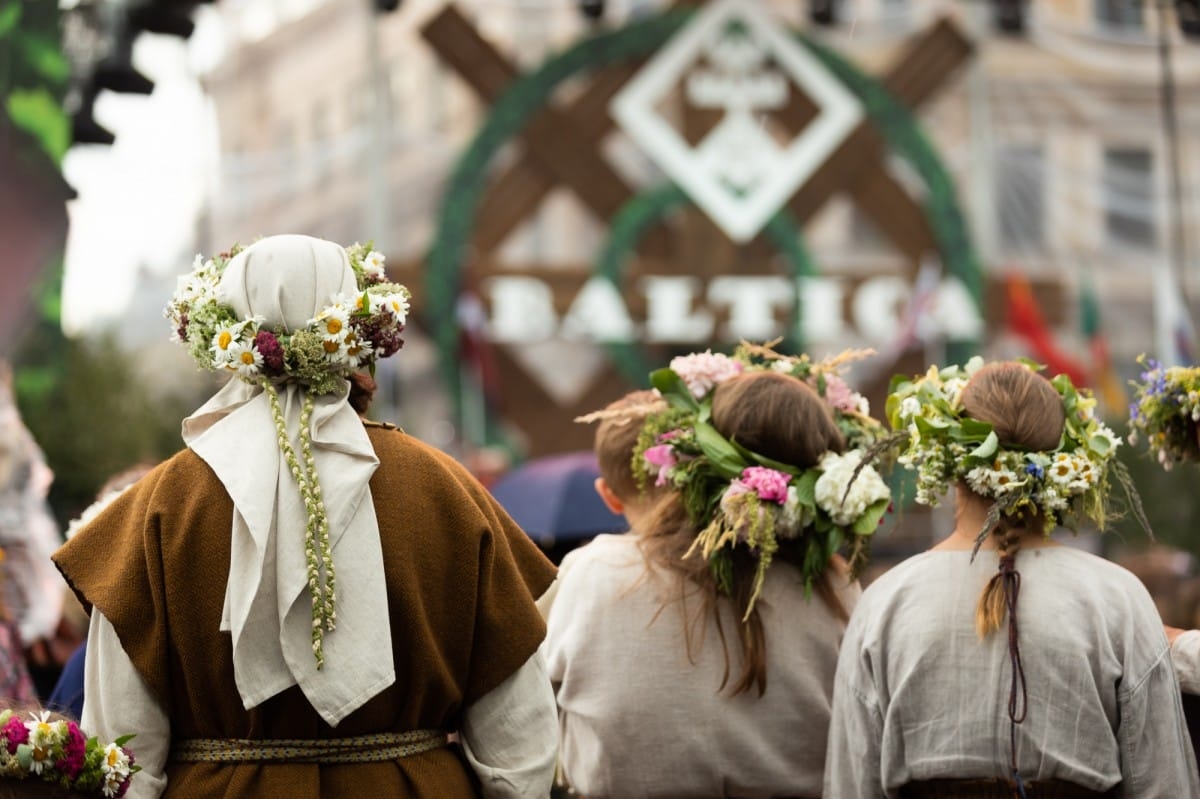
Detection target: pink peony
<box><xmin>739</xmin><ymin>466</ymin><xmax>791</xmax><ymax>504</ymax></box>
<box><xmin>669</xmin><ymin>351</ymin><xmax>744</xmax><ymax>399</ymax></box>
<box><xmin>3</xmin><ymin>715</ymin><xmax>27</xmax><ymax>754</ymax></box>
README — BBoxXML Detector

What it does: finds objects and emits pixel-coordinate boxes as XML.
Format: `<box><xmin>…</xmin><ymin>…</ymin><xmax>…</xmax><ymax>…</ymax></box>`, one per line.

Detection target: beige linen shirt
<box><xmin>544</xmin><ymin>533</ymin><xmax>860</xmax><ymax>799</ymax></box>
<box><xmin>824</xmin><ymin>546</ymin><xmax>1200</xmax><ymax>799</ymax></box>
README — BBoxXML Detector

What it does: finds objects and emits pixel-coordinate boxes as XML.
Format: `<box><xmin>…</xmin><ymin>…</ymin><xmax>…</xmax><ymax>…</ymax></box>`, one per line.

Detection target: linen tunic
<box><xmin>53</xmin><ymin>422</ymin><xmax>557</xmax><ymax>799</ymax></box>
<box><xmin>824</xmin><ymin>546</ymin><xmax>1200</xmax><ymax>799</ymax></box>
<box><xmin>544</xmin><ymin>533</ymin><xmax>861</xmax><ymax>799</ymax></box>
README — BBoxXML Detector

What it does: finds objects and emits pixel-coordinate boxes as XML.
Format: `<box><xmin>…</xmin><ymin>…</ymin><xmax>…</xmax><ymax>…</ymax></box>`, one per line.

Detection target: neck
<box><xmin>932</xmin><ymin>487</ymin><xmax>1058</xmax><ymax>552</ymax></box>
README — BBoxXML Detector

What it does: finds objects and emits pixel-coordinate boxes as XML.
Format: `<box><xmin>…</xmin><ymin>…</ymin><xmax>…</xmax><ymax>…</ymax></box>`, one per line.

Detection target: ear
<box><xmin>594</xmin><ymin>477</ymin><xmax>625</xmax><ymax>515</ymax></box>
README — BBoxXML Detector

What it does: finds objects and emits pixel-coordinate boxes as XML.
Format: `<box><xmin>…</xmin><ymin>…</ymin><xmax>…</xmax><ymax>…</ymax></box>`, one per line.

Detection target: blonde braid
<box><xmin>975</xmin><ymin>522</ymin><xmax>1023</xmax><ymax>638</ymax></box>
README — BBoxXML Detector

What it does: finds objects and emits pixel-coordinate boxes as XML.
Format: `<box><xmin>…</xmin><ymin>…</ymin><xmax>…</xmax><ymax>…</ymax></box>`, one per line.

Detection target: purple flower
<box><xmin>354</xmin><ymin>316</ymin><xmax>405</xmax><ymax>359</ymax></box>
<box><xmin>739</xmin><ymin>466</ymin><xmax>791</xmax><ymax>504</ymax></box>
<box><xmin>55</xmin><ymin>723</ymin><xmax>86</xmax><ymax>780</ymax></box>
<box><xmin>1025</xmin><ymin>463</ymin><xmax>1045</xmax><ymax>479</ymax></box>
<box><xmin>3</xmin><ymin>715</ymin><xmax>27</xmax><ymax>754</ymax></box>
<box><xmin>253</xmin><ymin>330</ymin><xmax>286</xmax><ymax>375</ymax></box>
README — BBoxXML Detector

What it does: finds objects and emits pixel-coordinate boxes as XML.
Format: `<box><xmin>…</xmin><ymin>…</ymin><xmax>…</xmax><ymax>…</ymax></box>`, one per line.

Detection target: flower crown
<box><xmin>165</xmin><ymin>241</ymin><xmax>410</xmax><ymax>396</ymax></box>
<box><xmin>0</xmin><ymin>710</ymin><xmax>138</xmax><ymax>797</ymax></box>
<box><xmin>1127</xmin><ymin>355</ymin><xmax>1200</xmax><ymax>469</ymax></box>
<box><xmin>629</xmin><ymin>343</ymin><xmax>892</xmax><ymax>616</ymax></box>
<box><xmin>885</xmin><ymin>357</ymin><xmax>1141</xmax><ymax>548</ymax></box>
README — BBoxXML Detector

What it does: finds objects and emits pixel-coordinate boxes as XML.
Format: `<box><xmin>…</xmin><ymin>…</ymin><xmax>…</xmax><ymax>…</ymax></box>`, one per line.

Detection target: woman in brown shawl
<box><xmin>53</xmin><ymin>235</ymin><xmax>558</xmax><ymax>798</ymax></box>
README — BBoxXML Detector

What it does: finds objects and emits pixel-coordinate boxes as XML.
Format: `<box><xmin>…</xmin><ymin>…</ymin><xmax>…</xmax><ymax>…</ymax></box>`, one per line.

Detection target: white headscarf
<box><xmin>181</xmin><ymin>235</ymin><xmax>395</xmax><ymax>726</ymax></box>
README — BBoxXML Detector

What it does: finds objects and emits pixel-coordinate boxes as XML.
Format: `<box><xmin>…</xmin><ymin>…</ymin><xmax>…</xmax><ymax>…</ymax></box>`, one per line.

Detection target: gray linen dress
<box><xmin>824</xmin><ymin>546</ymin><xmax>1200</xmax><ymax>799</ymax></box>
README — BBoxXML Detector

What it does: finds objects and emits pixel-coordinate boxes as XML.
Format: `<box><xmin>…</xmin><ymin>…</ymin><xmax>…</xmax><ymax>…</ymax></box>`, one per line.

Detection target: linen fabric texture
<box><xmin>543</xmin><ymin>532</ymin><xmax>860</xmax><ymax>798</ymax></box>
<box><xmin>53</xmin><ymin>423</ymin><xmax>557</xmax><ymax>799</ymax></box>
<box><xmin>824</xmin><ymin>546</ymin><xmax>1200</xmax><ymax>799</ymax></box>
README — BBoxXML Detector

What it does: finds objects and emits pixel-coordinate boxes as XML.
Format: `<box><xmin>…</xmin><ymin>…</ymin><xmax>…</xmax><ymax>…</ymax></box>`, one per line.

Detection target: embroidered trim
<box><xmin>170</xmin><ymin>730</ymin><xmax>447</xmax><ymax>764</ymax></box>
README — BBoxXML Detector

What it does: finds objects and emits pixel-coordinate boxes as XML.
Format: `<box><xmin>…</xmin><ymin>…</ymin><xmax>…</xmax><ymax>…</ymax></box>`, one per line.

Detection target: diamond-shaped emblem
<box><xmin>611</xmin><ymin>0</ymin><xmax>864</xmax><ymax>242</ymax></box>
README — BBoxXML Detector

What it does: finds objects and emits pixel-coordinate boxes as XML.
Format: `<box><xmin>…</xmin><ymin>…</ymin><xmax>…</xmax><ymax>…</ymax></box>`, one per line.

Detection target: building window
<box><xmin>1104</xmin><ymin>147</ymin><xmax>1156</xmax><ymax>249</ymax></box>
<box><xmin>996</xmin><ymin>145</ymin><xmax>1045</xmax><ymax>250</ymax></box>
<box><xmin>1095</xmin><ymin>0</ymin><xmax>1143</xmax><ymax>31</ymax></box>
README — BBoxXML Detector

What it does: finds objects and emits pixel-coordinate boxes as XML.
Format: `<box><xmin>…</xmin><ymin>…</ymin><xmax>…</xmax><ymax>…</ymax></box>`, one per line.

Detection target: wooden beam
<box><xmin>422</xmin><ymin>6</ymin><xmax>671</xmax><ymax>255</ymax></box>
<box><xmin>785</xmin><ymin>18</ymin><xmax>973</xmax><ymax>239</ymax></box>
<box><xmin>471</xmin><ymin>63</ymin><xmax>643</xmax><ymax>254</ymax></box>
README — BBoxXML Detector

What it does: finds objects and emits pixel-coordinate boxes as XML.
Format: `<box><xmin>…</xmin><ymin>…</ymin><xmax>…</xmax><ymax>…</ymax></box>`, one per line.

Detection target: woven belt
<box><xmin>170</xmin><ymin>730</ymin><xmax>447</xmax><ymax>764</ymax></box>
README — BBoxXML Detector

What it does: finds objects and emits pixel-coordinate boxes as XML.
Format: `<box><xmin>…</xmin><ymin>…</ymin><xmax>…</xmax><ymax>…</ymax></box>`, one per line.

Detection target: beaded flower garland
<box><xmin>1127</xmin><ymin>355</ymin><xmax>1200</xmax><ymax>469</ymax></box>
<box><xmin>886</xmin><ymin>358</ymin><xmax>1136</xmax><ymax>547</ymax></box>
<box><xmin>0</xmin><ymin>710</ymin><xmax>138</xmax><ymax>797</ymax></box>
<box><xmin>630</xmin><ymin>344</ymin><xmax>891</xmax><ymax>615</ymax></box>
<box><xmin>165</xmin><ymin>241</ymin><xmax>410</xmax><ymax>667</ymax></box>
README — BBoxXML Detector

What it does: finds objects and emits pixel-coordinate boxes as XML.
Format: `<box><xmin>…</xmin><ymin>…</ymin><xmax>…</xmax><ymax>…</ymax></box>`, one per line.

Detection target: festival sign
<box><xmin>610</xmin><ymin>0</ymin><xmax>863</xmax><ymax>243</ymax></box>
<box><xmin>418</xmin><ymin>2</ymin><xmax>984</xmax><ymax>453</ymax></box>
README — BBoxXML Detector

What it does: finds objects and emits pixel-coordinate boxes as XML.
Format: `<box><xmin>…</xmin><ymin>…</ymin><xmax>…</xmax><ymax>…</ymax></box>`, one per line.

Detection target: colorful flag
<box><xmin>1004</xmin><ymin>272</ymin><xmax>1089</xmax><ymax>386</ymax></box>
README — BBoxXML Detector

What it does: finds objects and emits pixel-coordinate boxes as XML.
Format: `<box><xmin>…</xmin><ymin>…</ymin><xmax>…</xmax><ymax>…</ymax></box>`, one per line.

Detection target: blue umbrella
<box><xmin>490</xmin><ymin>451</ymin><xmax>628</xmax><ymax>546</ymax></box>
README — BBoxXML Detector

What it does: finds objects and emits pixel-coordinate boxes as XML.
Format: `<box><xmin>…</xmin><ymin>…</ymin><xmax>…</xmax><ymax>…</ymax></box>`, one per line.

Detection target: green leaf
<box><xmin>728</xmin><ymin>435</ymin><xmax>797</xmax><ymax>474</ymax></box>
<box><xmin>0</xmin><ymin>2</ymin><xmax>20</xmax><ymax>38</ymax></box>
<box><xmin>1088</xmin><ymin>431</ymin><xmax>1112</xmax><ymax>456</ymax></box>
<box><xmin>694</xmin><ymin>422</ymin><xmax>746</xmax><ymax>479</ymax></box>
<box><xmin>6</xmin><ymin>88</ymin><xmax>69</xmax><ymax>162</ymax></box>
<box><xmin>969</xmin><ymin>430</ymin><xmax>999</xmax><ymax>460</ymax></box>
<box><xmin>649</xmin><ymin>368</ymin><xmax>700</xmax><ymax>413</ymax></box>
<box><xmin>18</xmin><ymin>34</ymin><xmax>69</xmax><ymax>83</ymax></box>
<box><xmin>851</xmin><ymin>497</ymin><xmax>890</xmax><ymax>535</ymax></box>
<box><xmin>950</xmin><ymin>417</ymin><xmax>994</xmax><ymax>443</ymax></box>
<box><xmin>792</xmin><ymin>470</ymin><xmax>818</xmax><ymax>506</ymax></box>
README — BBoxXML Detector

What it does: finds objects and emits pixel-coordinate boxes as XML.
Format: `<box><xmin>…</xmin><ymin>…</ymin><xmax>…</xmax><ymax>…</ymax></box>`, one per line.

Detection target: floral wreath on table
<box><xmin>591</xmin><ymin>342</ymin><xmax>893</xmax><ymax>616</ymax></box>
<box><xmin>0</xmin><ymin>710</ymin><xmax>138</xmax><ymax>798</ymax></box>
<box><xmin>884</xmin><ymin>357</ymin><xmax>1146</xmax><ymax>551</ymax></box>
<box><xmin>1127</xmin><ymin>354</ymin><xmax>1200</xmax><ymax>469</ymax></box>
<box><xmin>164</xmin><ymin>240</ymin><xmax>410</xmax><ymax>668</ymax></box>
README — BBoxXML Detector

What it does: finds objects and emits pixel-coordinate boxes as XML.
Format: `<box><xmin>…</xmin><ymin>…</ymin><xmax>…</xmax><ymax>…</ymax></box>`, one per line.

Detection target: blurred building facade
<box><xmin>198</xmin><ymin>0</ymin><xmax>1200</xmax><ymax>450</ymax></box>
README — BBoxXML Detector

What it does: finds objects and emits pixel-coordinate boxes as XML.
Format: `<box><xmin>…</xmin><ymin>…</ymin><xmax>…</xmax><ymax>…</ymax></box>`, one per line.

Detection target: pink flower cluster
<box><xmin>736</xmin><ymin>466</ymin><xmax>791</xmax><ymax>504</ymax></box>
<box><xmin>2</xmin><ymin>715</ymin><xmax>26</xmax><ymax>753</ymax></box>
<box><xmin>669</xmin><ymin>351</ymin><xmax>744</xmax><ymax>399</ymax></box>
<box><xmin>643</xmin><ymin>430</ymin><xmax>690</xmax><ymax>486</ymax></box>
<box><xmin>820</xmin><ymin>374</ymin><xmax>863</xmax><ymax>414</ymax></box>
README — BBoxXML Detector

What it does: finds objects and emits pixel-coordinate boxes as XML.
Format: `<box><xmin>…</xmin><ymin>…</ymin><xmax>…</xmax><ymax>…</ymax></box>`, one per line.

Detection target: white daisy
<box><xmin>315</xmin><ymin>306</ymin><xmax>351</xmax><ymax>342</ymax></box>
<box><xmin>210</xmin><ymin>325</ymin><xmax>240</xmax><ymax>365</ymax></box>
<box><xmin>343</xmin><ymin>332</ymin><xmax>374</xmax><ymax>368</ymax></box>
<box><xmin>362</xmin><ymin>250</ymin><xmax>387</xmax><ymax>279</ymax></box>
<box><xmin>227</xmin><ymin>340</ymin><xmax>263</xmax><ymax>377</ymax></box>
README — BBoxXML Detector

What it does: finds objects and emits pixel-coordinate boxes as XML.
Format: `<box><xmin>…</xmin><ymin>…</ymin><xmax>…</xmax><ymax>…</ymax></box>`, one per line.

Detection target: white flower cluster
<box><xmin>814</xmin><ymin>450</ymin><xmax>892</xmax><ymax>527</ymax></box>
<box><xmin>100</xmin><ymin>742</ymin><xmax>134</xmax><ymax>797</ymax></box>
